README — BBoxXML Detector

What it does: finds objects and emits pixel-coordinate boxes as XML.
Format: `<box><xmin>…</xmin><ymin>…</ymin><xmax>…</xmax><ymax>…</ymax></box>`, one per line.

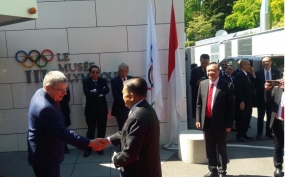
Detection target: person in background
<box><xmin>219</xmin><ymin>60</ymin><xmax>228</xmax><ymax>77</ymax></box>
<box><xmin>59</xmin><ymin>87</ymin><xmax>71</xmax><ymax>154</ymax></box>
<box><xmin>111</xmin><ymin>63</ymin><xmax>133</xmax><ymax>131</ymax></box>
<box><xmin>191</xmin><ymin>63</ymin><xmax>198</xmax><ymax>70</ymax></box>
<box><xmin>196</xmin><ymin>62</ymin><xmax>234</xmax><ymax>177</ymax></box>
<box><xmin>27</xmin><ymin>71</ymin><xmax>107</xmax><ymax>177</ymax></box>
<box><xmin>255</xmin><ymin>56</ymin><xmax>280</xmax><ymax>140</ymax></box>
<box><xmin>233</xmin><ymin>59</ymin><xmax>256</xmax><ymax>143</ymax></box>
<box><xmin>265</xmin><ymin>75</ymin><xmax>284</xmax><ymax>177</ymax></box>
<box><xmin>221</xmin><ymin>65</ymin><xmax>234</xmax><ymax>83</ymax></box>
<box><xmin>190</xmin><ymin>54</ymin><xmax>210</xmax><ymax>119</ymax></box>
<box><xmin>82</xmin><ymin>65</ymin><xmax>110</xmax><ymax>157</ymax></box>
<box><xmin>232</xmin><ymin>60</ymin><xmax>241</xmax><ymax>77</ymax></box>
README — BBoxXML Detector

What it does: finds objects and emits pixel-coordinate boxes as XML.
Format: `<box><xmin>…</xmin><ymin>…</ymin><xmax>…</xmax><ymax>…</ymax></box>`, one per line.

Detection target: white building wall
<box><xmin>194</xmin><ymin>45</ymin><xmax>211</xmax><ymax>64</ymax></box>
<box><xmin>231</xmin><ymin>40</ymin><xmax>238</xmax><ymax>57</ymax></box>
<box><xmin>0</xmin><ymin>0</ymin><xmax>186</xmax><ymax>152</ymax></box>
<box><xmin>219</xmin><ymin>44</ymin><xmax>225</xmax><ymax>60</ymax></box>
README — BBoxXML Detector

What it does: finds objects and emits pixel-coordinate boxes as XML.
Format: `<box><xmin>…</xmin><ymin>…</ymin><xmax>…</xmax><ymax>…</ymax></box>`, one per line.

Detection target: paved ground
<box><xmin>0</xmin><ymin>108</ymin><xmax>283</xmax><ymax>177</ymax></box>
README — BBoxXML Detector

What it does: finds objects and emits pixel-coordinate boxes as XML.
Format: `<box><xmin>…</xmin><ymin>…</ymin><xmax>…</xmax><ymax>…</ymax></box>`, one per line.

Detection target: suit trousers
<box><xmin>235</xmin><ymin>104</ymin><xmax>252</xmax><ymax>138</ymax></box>
<box><xmin>272</xmin><ymin>119</ymin><xmax>284</xmax><ymax>169</ymax></box>
<box><xmin>85</xmin><ymin>112</ymin><xmax>107</xmax><ymax>139</ymax></box>
<box><xmin>203</xmin><ymin>118</ymin><xmax>228</xmax><ymax>173</ymax></box>
<box><xmin>33</xmin><ymin>166</ymin><xmax>60</xmax><ymax>177</ymax></box>
<box><xmin>257</xmin><ymin>98</ymin><xmax>272</xmax><ymax>135</ymax></box>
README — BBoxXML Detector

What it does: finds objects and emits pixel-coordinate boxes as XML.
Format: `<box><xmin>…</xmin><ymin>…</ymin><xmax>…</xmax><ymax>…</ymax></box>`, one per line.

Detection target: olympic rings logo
<box><xmin>15</xmin><ymin>49</ymin><xmax>54</xmax><ymax>68</ymax></box>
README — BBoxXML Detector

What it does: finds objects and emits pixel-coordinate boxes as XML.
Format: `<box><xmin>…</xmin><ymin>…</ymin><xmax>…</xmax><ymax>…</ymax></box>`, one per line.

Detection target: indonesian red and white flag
<box><xmin>166</xmin><ymin>1</ymin><xmax>184</xmax><ymax>145</ymax></box>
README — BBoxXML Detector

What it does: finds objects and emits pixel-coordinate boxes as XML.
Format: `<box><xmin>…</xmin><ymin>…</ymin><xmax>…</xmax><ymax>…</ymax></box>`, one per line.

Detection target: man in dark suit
<box><xmin>101</xmin><ymin>78</ymin><xmax>162</xmax><ymax>177</ymax></box>
<box><xmin>111</xmin><ymin>63</ymin><xmax>133</xmax><ymax>131</ymax></box>
<box><xmin>233</xmin><ymin>59</ymin><xmax>256</xmax><ymax>143</ymax></box>
<box><xmin>27</xmin><ymin>71</ymin><xmax>107</xmax><ymax>177</ymax></box>
<box><xmin>83</xmin><ymin>65</ymin><xmax>110</xmax><ymax>157</ymax></box>
<box><xmin>255</xmin><ymin>56</ymin><xmax>280</xmax><ymax>139</ymax></box>
<box><xmin>190</xmin><ymin>54</ymin><xmax>210</xmax><ymax>119</ymax></box>
<box><xmin>221</xmin><ymin>65</ymin><xmax>234</xmax><ymax>83</ymax></box>
<box><xmin>231</xmin><ymin>60</ymin><xmax>241</xmax><ymax>77</ymax></box>
<box><xmin>265</xmin><ymin>78</ymin><xmax>284</xmax><ymax>177</ymax></box>
<box><xmin>196</xmin><ymin>63</ymin><xmax>234</xmax><ymax>177</ymax></box>
<box><xmin>219</xmin><ymin>60</ymin><xmax>228</xmax><ymax>77</ymax></box>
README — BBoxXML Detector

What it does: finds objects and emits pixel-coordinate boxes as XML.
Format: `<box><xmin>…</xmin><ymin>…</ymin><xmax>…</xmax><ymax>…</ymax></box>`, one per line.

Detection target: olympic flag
<box><xmin>166</xmin><ymin>1</ymin><xmax>184</xmax><ymax>146</ymax></box>
<box><xmin>146</xmin><ymin>0</ymin><xmax>163</xmax><ymax>120</ymax></box>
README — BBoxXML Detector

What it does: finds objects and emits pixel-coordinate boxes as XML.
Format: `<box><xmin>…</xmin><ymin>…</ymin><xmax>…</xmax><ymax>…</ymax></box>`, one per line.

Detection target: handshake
<box><xmin>88</xmin><ymin>138</ymin><xmax>110</xmax><ymax>151</ymax></box>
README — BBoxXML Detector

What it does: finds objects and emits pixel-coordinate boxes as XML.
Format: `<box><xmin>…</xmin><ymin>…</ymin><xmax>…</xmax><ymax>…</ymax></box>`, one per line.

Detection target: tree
<box><xmin>184</xmin><ymin>0</ymin><xmax>202</xmax><ymax>25</ymax></box>
<box><xmin>224</xmin><ymin>0</ymin><xmax>262</xmax><ymax>32</ymax></box>
<box><xmin>185</xmin><ymin>13</ymin><xmax>215</xmax><ymax>46</ymax></box>
<box><xmin>271</xmin><ymin>0</ymin><xmax>284</xmax><ymax>28</ymax></box>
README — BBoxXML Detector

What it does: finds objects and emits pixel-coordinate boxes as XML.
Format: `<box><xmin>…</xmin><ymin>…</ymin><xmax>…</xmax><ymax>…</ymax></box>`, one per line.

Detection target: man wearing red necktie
<box><xmin>265</xmin><ymin>75</ymin><xmax>284</xmax><ymax>177</ymax></box>
<box><xmin>196</xmin><ymin>62</ymin><xmax>234</xmax><ymax>177</ymax></box>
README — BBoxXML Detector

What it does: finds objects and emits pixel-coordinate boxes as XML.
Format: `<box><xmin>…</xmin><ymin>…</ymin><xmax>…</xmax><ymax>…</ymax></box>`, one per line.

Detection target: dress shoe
<box><xmin>219</xmin><ymin>173</ymin><xmax>226</xmax><ymax>177</ymax></box>
<box><xmin>244</xmin><ymin>135</ymin><xmax>253</xmax><ymax>140</ymax></box>
<box><xmin>255</xmin><ymin>134</ymin><xmax>261</xmax><ymax>140</ymax></box>
<box><xmin>65</xmin><ymin>148</ymin><xmax>70</xmax><ymax>154</ymax></box>
<box><xmin>266</xmin><ymin>134</ymin><xmax>274</xmax><ymax>138</ymax></box>
<box><xmin>96</xmin><ymin>150</ymin><xmax>104</xmax><ymax>155</ymax></box>
<box><xmin>203</xmin><ymin>171</ymin><xmax>219</xmax><ymax>177</ymax></box>
<box><xmin>274</xmin><ymin>168</ymin><xmax>282</xmax><ymax>177</ymax></box>
<box><xmin>237</xmin><ymin>137</ymin><xmax>246</xmax><ymax>143</ymax></box>
<box><xmin>83</xmin><ymin>150</ymin><xmax>92</xmax><ymax>157</ymax></box>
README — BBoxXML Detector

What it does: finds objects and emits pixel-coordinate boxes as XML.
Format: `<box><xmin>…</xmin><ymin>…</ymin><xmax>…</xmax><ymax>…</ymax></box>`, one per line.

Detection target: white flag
<box><xmin>166</xmin><ymin>1</ymin><xmax>185</xmax><ymax>145</ymax></box>
<box><xmin>146</xmin><ymin>0</ymin><xmax>163</xmax><ymax>120</ymax></box>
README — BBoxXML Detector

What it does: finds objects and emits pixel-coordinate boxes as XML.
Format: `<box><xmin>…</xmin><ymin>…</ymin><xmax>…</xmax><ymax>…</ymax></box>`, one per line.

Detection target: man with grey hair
<box><xmin>111</xmin><ymin>63</ymin><xmax>133</xmax><ymax>131</ymax></box>
<box><xmin>27</xmin><ymin>71</ymin><xmax>108</xmax><ymax>177</ymax></box>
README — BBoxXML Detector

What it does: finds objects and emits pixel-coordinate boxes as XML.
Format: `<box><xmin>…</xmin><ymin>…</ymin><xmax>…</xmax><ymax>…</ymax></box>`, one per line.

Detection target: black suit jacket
<box><xmin>111</xmin><ymin>76</ymin><xmax>133</xmax><ymax>117</ymax></box>
<box><xmin>190</xmin><ymin>66</ymin><xmax>207</xmax><ymax>100</ymax></box>
<box><xmin>232</xmin><ymin>69</ymin><xmax>240</xmax><ymax>77</ymax></box>
<box><xmin>109</xmin><ymin>100</ymin><xmax>162</xmax><ymax>177</ymax></box>
<box><xmin>233</xmin><ymin>70</ymin><xmax>256</xmax><ymax>106</ymax></box>
<box><xmin>267</xmin><ymin>87</ymin><xmax>283</xmax><ymax>128</ymax></box>
<box><xmin>221</xmin><ymin>74</ymin><xmax>233</xmax><ymax>83</ymax></box>
<box><xmin>83</xmin><ymin>77</ymin><xmax>110</xmax><ymax>116</ymax></box>
<box><xmin>59</xmin><ymin>88</ymin><xmax>71</xmax><ymax>126</ymax></box>
<box><xmin>255</xmin><ymin>68</ymin><xmax>280</xmax><ymax>99</ymax></box>
<box><xmin>28</xmin><ymin>89</ymin><xmax>89</xmax><ymax>168</ymax></box>
<box><xmin>196</xmin><ymin>79</ymin><xmax>234</xmax><ymax>132</ymax></box>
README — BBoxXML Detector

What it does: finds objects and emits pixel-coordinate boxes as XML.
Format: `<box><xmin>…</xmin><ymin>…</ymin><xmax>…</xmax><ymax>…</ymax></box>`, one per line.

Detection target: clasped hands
<box><xmin>88</xmin><ymin>138</ymin><xmax>110</xmax><ymax>151</ymax></box>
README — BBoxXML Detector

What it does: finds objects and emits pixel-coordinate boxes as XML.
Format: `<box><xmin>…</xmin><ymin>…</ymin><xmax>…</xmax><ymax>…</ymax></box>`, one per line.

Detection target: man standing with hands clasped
<box><xmin>196</xmin><ymin>62</ymin><xmax>234</xmax><ymax>177</ymax></box>
<box><xmin>99</xmin><ymin>77</ymin><xmax>162</xmax><ymax>177</ymax></box>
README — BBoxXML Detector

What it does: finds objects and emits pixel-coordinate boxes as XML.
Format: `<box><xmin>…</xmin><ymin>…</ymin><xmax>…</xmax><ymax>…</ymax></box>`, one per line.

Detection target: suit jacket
<box><xmin>60</xmin><ymin>88</ymin><xmax>71</xmax><ymax>126</ymax></box>
<box><xmin>190</xmin><ymin>66</ymin><xmax>207</xmax><ymax>101</ymax></box>
<box><xmin>109</xmin><ymin>100</ymin><xmax>162</xmax><ymax>177</ymax></box>
<box><xmin>219</xmin><ymin>70</ymin><xmax>225</xmax><ymax>77</ymax></box>
<box><xmin>27</xmin><ymin>89</ymin><xmax>89</xmax><ymax>168</ymax></box>
<box><xmin>233</xmin><ymin>70</ymin><xmax>256</xmax><ymax>106</ymax></box>
<box><xmin>83</xmin><ymin>77</ymin><xmax>110</xmax><ymax>116</ymax></box>
<box><xmin>111</xmin><ymin>76</ymin><xmax>133</xmax><ymax>117</ymax></box>
<box><xmin>268</xmin><ymin>87</ymin><xmax>283</xmax><ymax>128</ymax></box>
<box><xmin>196</xmin><ymin>79</ymin><xmax>234</xmax><ymax>132</ymax></box>
<box><xmin>232</xmin><ymin>69</ymin><xmax>240</xmax><ymax>77</ymax></box>
<box><xmin>221</xmin><ymin>74</ymin><xmax>233</xmax><ymax>83</ymax></box>
<box><xmin>255</xmin><ymin>68</ymin><xmax>280</xmax><ymax>100</ymax></box>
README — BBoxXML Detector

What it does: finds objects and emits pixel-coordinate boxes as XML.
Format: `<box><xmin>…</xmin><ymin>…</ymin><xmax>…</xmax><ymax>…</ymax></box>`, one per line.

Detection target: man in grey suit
<box><xmin>196</xmin><ymin>63</ymin><xmax>234</xmax><ymax>177</ymax></box>
<box><xmin>101</xmin><ymin>77</ymin><xmax>162</xmax><ymax>177</ymax></box>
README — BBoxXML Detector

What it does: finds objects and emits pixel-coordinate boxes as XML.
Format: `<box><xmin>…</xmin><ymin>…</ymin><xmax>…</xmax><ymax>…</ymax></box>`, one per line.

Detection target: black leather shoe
<box><xmin>83</xmin><ymin>150</ymin><xmax>92</xmax><ymax>157</ymax></box>
<box><xmin>203</xmin><ymin>171</ymin><xmax>219</xmax><ymax>177</ymax></box>
<box><xmin>237</xmin><ymin>137</ymin><xmax>246</xmax><ymax>143</ymax></box>
<box><xmin>266</xmin><ymin>134</ymin><xmax>274</xmax><ymax>138</ymax></box>
<box><xmin>219</xmin><ymin>173</ymin><xmax>226</xmax><ymax>177</ymax></box>
<box><xmin>96</xmin><ymin>150</ymin><xmax>104</xmax><ymax>155</ymax></box>
<box><xmin>244</xmin><ymin>135</ymin><xmax>253</xmax><ymax>140</ymax></box>
<box><xmin>274</xmin><ymin>168</ymin><xmax>282</xmax><ymax>177</ymax></box>
<box><xmin>65</xmin><ymin>148</ymin><xmax>70</xmax><ymax>154</ymax></box>
<box><xmin>255</xmin><ymin>134</ymin><xmax>261</xmax><ymax>140</ymax></box>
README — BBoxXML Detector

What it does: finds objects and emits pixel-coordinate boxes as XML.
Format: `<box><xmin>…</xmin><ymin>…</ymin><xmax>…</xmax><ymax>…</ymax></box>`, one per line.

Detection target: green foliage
<box><xmin>185</xmin><ymin>13</ymin><xmax>215</xmax><ymax>42</ymax></box>
<box><xmin>184</xmin><ymin>0</ymin><xmax>202</xmax><ymax>24</ymax></box>
<box><xmin>271</xmin><ymin>0</ymin><xmax>284</xmax><ymax>28</ymax></box>
<box><xmin>185</xmin><ymin>41</ymin><xmax>195</xmax><ymax>47</ymax></box>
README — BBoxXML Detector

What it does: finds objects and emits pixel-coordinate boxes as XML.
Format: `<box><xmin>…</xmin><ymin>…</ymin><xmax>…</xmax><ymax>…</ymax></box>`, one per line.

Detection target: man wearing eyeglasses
<box><xmin>82</xmin><ymin>65</ymin><xmax>110</xmax><ymax>157</ymax></box>
<box><xmin>27</xmin><ymin>71</ymin><xmax>108</xmax><ymax>177</ymax></box>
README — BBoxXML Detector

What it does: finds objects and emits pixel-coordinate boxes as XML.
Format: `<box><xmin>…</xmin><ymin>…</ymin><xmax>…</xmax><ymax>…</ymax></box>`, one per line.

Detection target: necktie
<box><xmin>94</xmin><ymin>80</ymin><xmax>97</xmax><ymax>87</ymax></box>
<box><xmin>206</xmin><ymin>83</ymin><xmax>214</xmax><ymax>118</ymax></box>
<box><xmin>266</xmin><ymin>71</ymin><xmax>270</xmax><ymax>80</ymax></box>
